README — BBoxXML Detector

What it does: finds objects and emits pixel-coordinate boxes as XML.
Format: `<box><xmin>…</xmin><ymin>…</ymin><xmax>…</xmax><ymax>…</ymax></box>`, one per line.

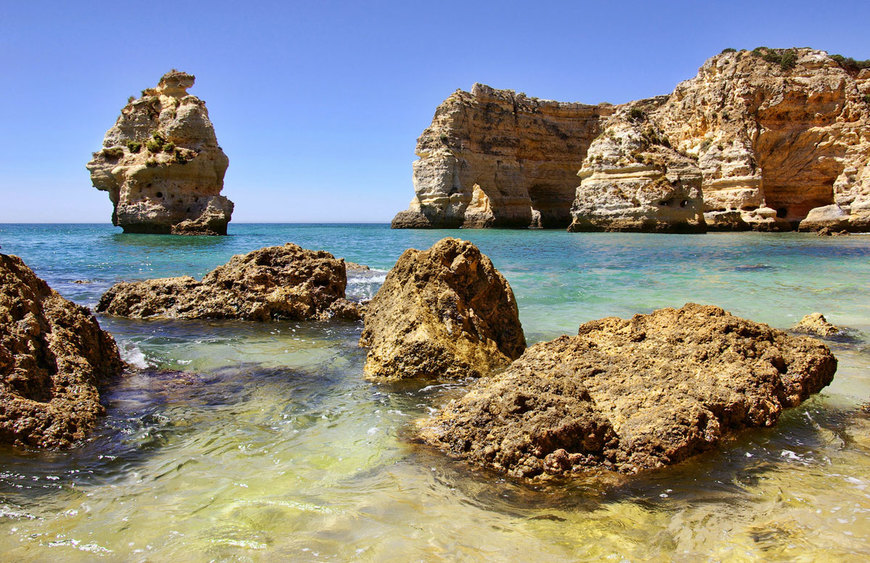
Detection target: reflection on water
<box><xmin>0</xmin><ymin>225</ymin><xmax>868</xmax><ymax>559</ymax></box>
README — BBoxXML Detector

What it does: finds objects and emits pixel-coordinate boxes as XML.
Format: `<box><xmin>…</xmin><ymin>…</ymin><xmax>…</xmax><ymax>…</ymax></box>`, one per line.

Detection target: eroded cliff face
<box><xmin>397</xmin><ymin>49</ymin><xmax>870</xmax><ymax>232</ymax></box>
<box><xmin>392</xmin><ymin>84</ymin><xmax>612</xmax><ymax>229</ymax></box>
<box><xmin>87</xmin><ymin>71</ymin><xmax>234</xmax><ymax>235</ymax></box>
<box><xmin>652</xmin><ymin>48</ymin><xmax>870</xmax><ymax>231</ymax></box>
<box><xmin>568</xmin><ymin>101</ymin><xmax>706</xmax><ymax>232</ymax></box>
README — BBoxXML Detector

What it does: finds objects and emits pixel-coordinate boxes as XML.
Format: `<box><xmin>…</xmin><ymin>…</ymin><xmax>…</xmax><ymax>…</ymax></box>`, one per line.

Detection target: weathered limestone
<box><xmin>568</xmin><ymin>103</ymin><xmax>706</xmax><ymax>232</ymax></box>
<box><xmin>417</xmin><ymin>303</ymin><xmax>836</xmax><ymax>479</ymax></box>
<box><xmin>792</xmin><ymin>312</ymin><xmax>841</xmax><ymax>337</ymax></box>
<box><xmin>87</xmin><ymin>70</ymin><xmax>234</xmax><ymax>235</ymax></box>
<box><xmin>392</xmin><ymin>84</ymin><xmax>612</xmax><ymax>229</ymax></box>
<box><xmin>654</xmin><ymin>48</ymin><xmax>870</xmax><ymax>232</ymax></box>
<box><xmin>97</xmin><ymin>244</ymin><xmax>361</xmax><ymax>321</ymax></box>
<box><xmin>1</xmin><ymin>254</ymin><xmax>124</xmax><ymax>448</ymax></box>
<box><xmin>396</xmin><ymin>49</ymin><xmax>870</xmax><ymax>232</ymax></box>
<box><xmin>359</xmin><ymin>238</ymin><xmax>525</xmax><ymax>380</ymax></box>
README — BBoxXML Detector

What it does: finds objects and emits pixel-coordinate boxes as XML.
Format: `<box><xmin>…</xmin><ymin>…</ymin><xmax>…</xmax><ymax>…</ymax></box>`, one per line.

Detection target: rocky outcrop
<box><xmin>392</xmin><ymin>84</ymin><xmax>612</xmax><ymax>229</ymax></box>
<box><xmin>87</xmin><ymin>70</ymin><xmax>234</xmax><ymax>235</ymax></box>
<box><xmin>1</xmin><ymin>254</ymin><xmax>124</xmax><ymax>448</ymax></box>
<box><xmin>359</xmin><ymin>238</ymin><xmax>525</xmax><ymax>380</ymax></box>
<box><xmin>568</xmin><ymin>103</ymin><xmax>706</xmax><ymax>232</ymax></box>
<box><xmin>97</xmin><ymin>244</ymin><xmax>361</xmax><ymax>321</ymax></box>
<box><xmin>396</xmin><ymin>49</ymin><xmax>870</xmax><ymax>232</ymax></box>
<box><xmin>653</xmin><ymin>48</ymin><xmax>870</xmax><ymax>232</ymax></box>
<box><xmin>417</xmin><ymin>303</ymin><xmax>836</xmax><ymax>479</ymax></box>
<box><xmin>792</xmin><ymin>312</ymin><xmax>841</xmax><ymax>337</ymax></box>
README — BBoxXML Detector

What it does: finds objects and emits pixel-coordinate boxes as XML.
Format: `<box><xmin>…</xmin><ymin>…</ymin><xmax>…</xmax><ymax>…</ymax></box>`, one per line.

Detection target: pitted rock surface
<box><xmin>417</xmin><ymin>303</ymin><xmax>836</xmax><ymax>478</ymax></box>
<box><xmin>1</xmin><ymin>254</ymin><xmax>124</xmax><ymax>448</ymax></box>
<box><xmin>359</xmin><ymin>238</ymin><xmax>525</xmax><ymax>380</ymax></box>
<box><xmin>97</xmin><ymin>244</ymin><xmax>360</xmax><ymax>321</ymax></box>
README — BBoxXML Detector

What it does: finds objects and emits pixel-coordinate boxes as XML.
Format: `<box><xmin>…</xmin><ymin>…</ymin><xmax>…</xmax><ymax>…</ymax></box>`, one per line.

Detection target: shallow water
<box><xmin>0</xmin><ymin>224</ymin><xmax>868</xmax><ymax>560</ymax></box>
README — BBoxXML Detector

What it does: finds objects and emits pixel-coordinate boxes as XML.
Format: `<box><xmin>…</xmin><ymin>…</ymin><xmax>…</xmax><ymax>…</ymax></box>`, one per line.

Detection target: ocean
<box><xmin>0</xmin><ymin>223</ymin><xmax>868</xmax><ymax>560</ymax></box>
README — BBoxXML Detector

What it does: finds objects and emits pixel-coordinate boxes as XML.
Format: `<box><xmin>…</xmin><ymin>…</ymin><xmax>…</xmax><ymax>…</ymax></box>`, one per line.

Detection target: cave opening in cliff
<box><xmin>528</xmin><ymin>183</ymin><xmax>574</xmax><ymax>228</ymax></box>
<box><xmin>753</xmin><ymin>97</ymin><xmax>845</xmax><ymax>226</ymax></box>
<box><xmin>755</xmin><ymin>132</ymin><xmax>842</xmax><ymax>225</ymax></box>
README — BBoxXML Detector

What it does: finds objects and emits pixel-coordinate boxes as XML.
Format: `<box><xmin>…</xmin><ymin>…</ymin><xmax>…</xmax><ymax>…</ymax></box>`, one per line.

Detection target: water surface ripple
<box><xmin>0</xmin><ymin>224</ymin><xmax>868</xmax><ymax>560</ymax></box>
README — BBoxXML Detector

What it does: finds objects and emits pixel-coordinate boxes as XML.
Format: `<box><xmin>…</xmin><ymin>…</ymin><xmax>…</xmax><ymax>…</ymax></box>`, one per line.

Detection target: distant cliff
<box><xmin>87</xmin><ymin>70</ymin><xmax>234</xmax><ymax>235</ymax></box>
<box><xmin>392</xmin><ymin>84</ymin><xmax>612</xmax><ymax>229</ymax></box>
<box><xmin>394</xmin><ymin>48</ymin><xmax>870</xmax><ymax>232</ymax></box>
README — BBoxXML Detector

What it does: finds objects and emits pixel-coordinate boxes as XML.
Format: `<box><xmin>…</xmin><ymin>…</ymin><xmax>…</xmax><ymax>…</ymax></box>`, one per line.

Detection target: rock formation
<box><xmin>1</xmin><ymin>254</ymin><xmax>124</xmax><ymax>449</ymax></box>
<box><xmin>359</xmin><ymin>238</ymin><xmax>525</xmax><ymax>380</ymax></box>
<box><xmin>97</xmin><ymin>243</ymin><xmax>361</xmax><ymax>321</ymax></box>
<box><xmin>792</xmin><ymin>312</ymin><xmax>841</xmax><ymax>337</ymax></box>
<box><xmin>392</xmin><ymin>84</ymin><xmax>612</xmax><ymax>229</ymax></box>
<box><xmin>87</xmin><ymin>70</ymin><xmax>234</xmax><ymax>235</ymax></box>
<box><xmin>395</xmin><ymin>48</ymin><xmax>870</xmax><ymax>232</ymax></box>
<box><xmin>568</xmin><ymin>102</ymin><xmax>706</xmax><ymax>232</ymax></box>
<box><xmin>417</xmin><ymin>303</ymin><xmax>837</xmax><ymax>479</ymax></box>
<box><xmin>653</xmin><ymin>48</ymin><xmax>870</xmax><ymax>232</ymax></box>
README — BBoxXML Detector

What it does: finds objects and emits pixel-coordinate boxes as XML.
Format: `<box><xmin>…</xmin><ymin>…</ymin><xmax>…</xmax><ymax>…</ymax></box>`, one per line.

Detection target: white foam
<box><xmin>118</xmin><ymin>341</ymin><xmax>150</xmax><ymax>370</ymax></box>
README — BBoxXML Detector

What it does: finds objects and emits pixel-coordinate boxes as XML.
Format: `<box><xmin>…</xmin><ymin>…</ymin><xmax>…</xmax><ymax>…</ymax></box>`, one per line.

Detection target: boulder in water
<box><xmin>359</xmin><ymin>238</ymin><xmax>525</xmax><ymax>380</ymax></box>
<box><xmin>1</xmin><ymin>254</ymin><xmax>124</xmax><ymax>448</ymax></box>
<box><xmin>97</xmin><ymin>243</ymin><xmax>362</xmax><ymax>321</ymax></box>
<box><xmin>417</xmin><ymin>303</ymin><xmax>836</xmax><ymax>478</ymax></box>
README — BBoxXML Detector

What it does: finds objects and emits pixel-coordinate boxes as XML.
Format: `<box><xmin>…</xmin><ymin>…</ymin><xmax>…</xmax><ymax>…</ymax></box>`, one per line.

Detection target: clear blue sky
<box><xmin>1</xmin><ymin>0</ymin><xmax>867</xmax><ymax>223</ymax></box>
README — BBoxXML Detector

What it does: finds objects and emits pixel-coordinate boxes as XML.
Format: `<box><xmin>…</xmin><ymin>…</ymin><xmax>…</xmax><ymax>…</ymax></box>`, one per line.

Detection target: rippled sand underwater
<box><xmin>0</xmin><ymin>224</ymin><xmax>868</xmax><ymax>560</ymax></box>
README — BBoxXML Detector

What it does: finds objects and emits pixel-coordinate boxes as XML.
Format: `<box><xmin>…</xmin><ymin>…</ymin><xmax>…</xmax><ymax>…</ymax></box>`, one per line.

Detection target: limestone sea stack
<box><xmin>1</xmin><ymin>254</ymin><xmax>124</xmax><ymax>448</ymax></box>
<box><xmin>97</xmin><ymin>243</ymin><xmax>361</xmax><ymax>321</ymax></box>
<box><xmin>417</xmin><ymin>304</ymin><xmax>837</xmax><ymax>479</ymax></box>
<box><xmin>359</xmin><ymin>238</ymin><xmax>525</xmax><ymax>380</ymax></box>
<box><xmin>395</xmin><ymin>48</ymin><xmax>870</xmax><ymax>232</ymax></box>
<box><xmin>87</xmin><ymin>70</ymin><xmax>234</xmax><ymax>235</ymax></box>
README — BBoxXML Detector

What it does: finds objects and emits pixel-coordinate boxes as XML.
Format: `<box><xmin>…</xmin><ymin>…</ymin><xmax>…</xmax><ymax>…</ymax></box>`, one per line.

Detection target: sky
<box><xmin>1</xmin><ymin>0</ymin><xmax>868</xmax><ymax>223</ymax></box>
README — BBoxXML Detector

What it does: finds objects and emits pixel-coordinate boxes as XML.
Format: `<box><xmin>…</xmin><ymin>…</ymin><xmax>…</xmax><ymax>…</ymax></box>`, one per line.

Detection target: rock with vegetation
<box><xmin>359</xmin><ymin>238</ymin><xmax>525</xmax><ymax>380</ymax></box>
<box><xmin>417</xmin><ymin>303</ymin><xmax>837</xmax><ymax>479</ymax></box>
<box><xmin>87</xmin><ymin>70</ymin><xmax>234</xmax><ymax>235</ymax></box>
<box><xmin>395</xmin><ymin>48</ymin><xmax>870</xmax><ymax>232</ymax></box>
<box><xmin>792</xmin><ymin>313</ymin><xmax>841</xmax><ymax>337</ymax></box>
<box><xmin>653</xmin><ymin>48</ymin><xmax>870</xmax><ymax>232</ymax></box>
<box><xmin>568</xmin><ymin>103</ymin><xmax>706</xmax><ymax>232</ymax></box>
<box><xmin>97</xmin><ymin>243</ymin><xmax>361</xmax><ymax>321</ymax></box>
<box><xmin>1</xmin><ymin>254</ymin><xmax>124</xmax><ymax>449</ymax></box>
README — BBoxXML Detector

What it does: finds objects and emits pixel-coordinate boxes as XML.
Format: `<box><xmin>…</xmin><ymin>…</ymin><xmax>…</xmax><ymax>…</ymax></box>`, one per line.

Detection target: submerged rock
<box><xmin>359</xmin><ymin>238</ymin><xmax>525</xmax><ymax>380</ymax></box>
<box><xmin>1</xmin><ymin>254</ymin><xmax>124</xmax><ymax>448</ymax></box>
<box><xmin>417</xmin><ymin>303</ymin><xmax>836</xmax><ymax>478</ymax></box>
<box><xmin>97</xmin><ymin>243</ymin><xmax>361</xmax><ymax>321</ymax></box>
<box><xmin>792</xmin><ymin>313</ymin><xmax>841</xmax><ymax>337</ymax></box>
<box><xmin>87</xmin><ymin>70</ymin><xmax>234</xmax><ymax>235</ymax></box>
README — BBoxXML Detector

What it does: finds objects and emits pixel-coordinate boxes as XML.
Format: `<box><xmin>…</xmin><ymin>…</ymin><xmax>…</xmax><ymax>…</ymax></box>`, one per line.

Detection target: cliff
<box><xmin>87</xmin><ymin>70</ymin><xmax>234</xmax><ymax>235</ymax></box>
<box><xmin>392</xmin><ymin>84</ymin><xmax>612</xmax><ymax>229</ymax></box>
<box><xmin>395</xmin><ymin>49</ymin><xmax>870</xmax><ymax>232</ymax></box>
<box><xmin>650</xmin><ymin>47</ymin><xmax>870</xmax><ymax>232</ymax></box>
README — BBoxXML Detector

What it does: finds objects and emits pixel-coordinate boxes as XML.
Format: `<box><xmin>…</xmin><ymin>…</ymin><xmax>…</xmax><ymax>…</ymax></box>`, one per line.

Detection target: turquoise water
<box><xmin>0</xmin><ymin>223</ymin><xmax>869</xmax><ymax>560</ymax></box>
